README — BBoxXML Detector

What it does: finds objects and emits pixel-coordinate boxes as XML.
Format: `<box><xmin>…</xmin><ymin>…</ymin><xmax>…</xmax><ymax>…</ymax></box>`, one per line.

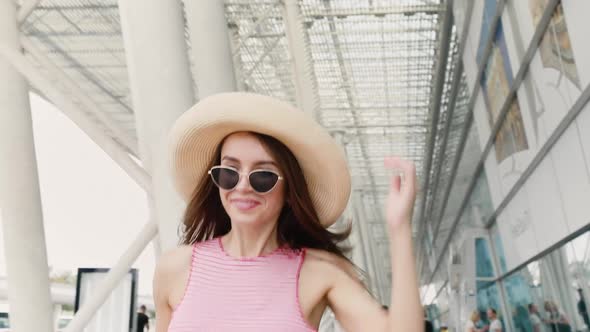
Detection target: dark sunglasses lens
<box><xmin>210</xmin><ymin>168</ymin><xmax>239</xmax><ymax>190</ymax></box>
<box><xmin>249</xmin><ymin>171</ymin><xmax>279</xmax><ymax>193</ymax></box>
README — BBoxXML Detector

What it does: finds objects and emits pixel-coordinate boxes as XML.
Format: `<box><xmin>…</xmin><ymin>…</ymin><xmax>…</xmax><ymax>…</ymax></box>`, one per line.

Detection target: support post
<box><xmin>183</xmin><ymin>0</ymin><xmax>237</xmax><ymax>98</ymax></box>
<box><xmin>0</xmin><ymin>0</ymin><xmax>53</xmax><ymax>330</ymax></box>
<box><xmin>118</xmin><ymin>0</ymin><xmax>196</xmax><ymax>252</ymax></box>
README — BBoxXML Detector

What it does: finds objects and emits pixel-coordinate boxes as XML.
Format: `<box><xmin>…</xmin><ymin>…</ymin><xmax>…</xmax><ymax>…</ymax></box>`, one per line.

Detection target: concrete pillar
<box><xmin>0</xmin><ymin>0</ymin><xmax>53</xmax><ymax>330</ymax></box>
<box><xmin>52</xmin><ymin>304</ymin><xmax>62</xmax><ymax>330</ymax></box>
<box><xmin>118</xmin><ymin>0</ymin><xmax>196</xmax><ymax>252</ymax></box>
<box><xmin>183</xmin><ymin>0</ymin><xmax>237</xmax><ymax>98</ymax></box>
<box><xmin>282</xmin><ymin>0</ymin><xmax>320</xmax><ymax>120</ymax></box>
<box><xmin>227</xmin><ymin>23</ymin><xmax>246</xmax><ymax>92</ymax></box>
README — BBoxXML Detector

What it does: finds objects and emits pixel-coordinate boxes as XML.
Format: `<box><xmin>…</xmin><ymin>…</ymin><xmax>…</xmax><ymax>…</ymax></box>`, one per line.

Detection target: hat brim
<box><xmin>169</xmin><ymin>92</ymin><xmax>351</xmax><ymax>227</ymax></box>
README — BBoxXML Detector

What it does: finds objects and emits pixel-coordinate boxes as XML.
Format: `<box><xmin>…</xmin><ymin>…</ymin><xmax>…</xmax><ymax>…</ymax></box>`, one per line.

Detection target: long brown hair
<box><xmin>180</xmin><ymin>132</ymin><xmax>351</xmax><ymax>260</ymax></box>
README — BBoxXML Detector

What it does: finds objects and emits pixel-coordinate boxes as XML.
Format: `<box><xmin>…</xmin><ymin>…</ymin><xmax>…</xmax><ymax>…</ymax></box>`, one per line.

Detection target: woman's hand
<box><xmin>383</xmin><ymin>156</ymin><xmax>422</xmax><ymax>331</ymax></box>
<box><xmin>384</xmin><ymin>156</ymin><xmax>417</xmax><ymax>233</ymax></box>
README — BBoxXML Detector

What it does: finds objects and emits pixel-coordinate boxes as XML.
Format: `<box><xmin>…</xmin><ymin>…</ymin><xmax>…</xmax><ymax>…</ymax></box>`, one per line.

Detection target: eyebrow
<box><xmin>221</xmin><ymin>156</ymin><xmax>277</xmax><ymax>167</ymax></box>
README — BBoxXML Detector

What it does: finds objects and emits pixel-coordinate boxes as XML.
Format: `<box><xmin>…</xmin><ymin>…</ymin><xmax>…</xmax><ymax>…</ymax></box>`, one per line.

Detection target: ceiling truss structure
<box><xmin>17</xmin><ymin>0</ymin><xmax>472</xmax><ymax>302</ymax></box>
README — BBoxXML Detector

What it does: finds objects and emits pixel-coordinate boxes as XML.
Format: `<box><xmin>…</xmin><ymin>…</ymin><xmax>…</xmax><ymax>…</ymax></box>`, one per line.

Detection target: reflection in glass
<box><xmin>499</xmin><ymin>231</ymin><xmax>590</xmax><ymax>332</ymax></box>
<box><xmin>476</xmin><ymin>238</ymin><xmax>495</xmax><ymax>278</ymax></box>
<box><xmin>492</xmin><ymin>225</ymin><xmax>508</xmax><ymax>274</ymax></box>
<box><xmin>504</xmin><ymin>271</ymin><xmax>536</xmax><ymax>332</ymax></box>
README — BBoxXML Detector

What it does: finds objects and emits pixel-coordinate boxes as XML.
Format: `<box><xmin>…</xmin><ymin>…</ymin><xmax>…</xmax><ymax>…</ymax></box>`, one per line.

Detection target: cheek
<box><xmin>265</xmin><ymin>187</ymin><xmax>286</xmax><ymax>212</ymax></box>
<box><xmin>219</xmin><ymin>190</ymin><xmax>231</xmax><ymax>209</ymax></box>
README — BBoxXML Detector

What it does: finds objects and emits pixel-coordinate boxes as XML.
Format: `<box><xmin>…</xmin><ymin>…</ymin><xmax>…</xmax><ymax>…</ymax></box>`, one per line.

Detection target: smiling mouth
<box><xmin>231</xmin><ymin>199</ymin><xmax>260</xmax><ymax>210</ymax></box>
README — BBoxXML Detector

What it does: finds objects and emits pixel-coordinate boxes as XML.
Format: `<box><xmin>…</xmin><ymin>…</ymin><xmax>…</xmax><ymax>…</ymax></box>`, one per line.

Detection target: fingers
<box><xmin>391</xmin><ymin>173</ymin><xmax>401</xmax><ymax>192</ymax></box>
<box><xmin>384</xmin><ymin>156</ymin><xmax>417</xmax><ymax>195</ymax></box>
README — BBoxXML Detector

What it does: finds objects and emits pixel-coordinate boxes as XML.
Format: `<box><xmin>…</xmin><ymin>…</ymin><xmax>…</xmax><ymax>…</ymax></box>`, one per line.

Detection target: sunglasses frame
<box><xmin>208</xmin><ymin>165</ymin><xmax>284</xmax><ymax>194</ymax></box>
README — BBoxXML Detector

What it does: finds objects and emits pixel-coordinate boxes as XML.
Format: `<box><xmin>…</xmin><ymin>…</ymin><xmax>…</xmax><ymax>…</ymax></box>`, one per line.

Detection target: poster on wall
<box><xmin>561</xmin><ymin>1</ymin><xmax>590</xmax><ymax>88</ymax></box>
<box><xmin>470</xmin><ymin>0</ymin><xmax>532</xmax><ymax>207</ymax></box>
<box><xmin>476</xmin><ymin>0</ymin><xmax>498</xmax><ymax>64</ymax></box>
<box><xmin>524</xmin><ymin>2</ymin><xmax>583</xmax><ymax>148</ymax></box>
<box><xmin>530</xmin><ymin>1</ymin><xmax>581</xmax><ymax>89</ymax></box>
<box><xmin>479</xmin><ymin>21</ymin><xmax>529</xmax><ymax>163</ymax></box>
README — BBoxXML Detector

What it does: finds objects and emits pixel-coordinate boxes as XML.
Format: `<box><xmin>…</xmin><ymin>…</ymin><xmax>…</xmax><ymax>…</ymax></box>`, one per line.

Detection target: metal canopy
<box><xmin>18</xmin><ymin>0</ymin><xmax>472</xmax><ymax>300</ymax></box>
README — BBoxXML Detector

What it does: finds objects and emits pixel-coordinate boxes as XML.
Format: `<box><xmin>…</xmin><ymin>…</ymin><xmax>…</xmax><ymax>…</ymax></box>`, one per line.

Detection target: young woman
<box><xmin>154</xmin><ymin>93</ymin><xmax>423</xmax><ymax>331</ymax></box>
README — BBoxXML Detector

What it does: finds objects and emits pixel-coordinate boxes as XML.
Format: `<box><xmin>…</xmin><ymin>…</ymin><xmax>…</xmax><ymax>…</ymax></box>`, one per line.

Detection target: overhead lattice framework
<box><xmin>18</xmin><ymin>0</ymin><xmax>471</xmax><ymax>301</ymax></box>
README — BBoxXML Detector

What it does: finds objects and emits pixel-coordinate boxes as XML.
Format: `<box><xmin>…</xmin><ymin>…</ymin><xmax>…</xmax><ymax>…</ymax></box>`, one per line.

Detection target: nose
<box><xmin>234</xmin><ymin>171</ymin><xmax>252</xmax><ymax>192</ymax></box>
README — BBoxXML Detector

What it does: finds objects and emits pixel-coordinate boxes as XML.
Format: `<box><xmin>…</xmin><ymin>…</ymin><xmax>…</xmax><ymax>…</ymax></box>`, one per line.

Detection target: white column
<box><xmin>184</xmin><ymin>0</ymin><xmax>237</xmax><ymax>98</ymax></box>
<box><xmin>282</xmin><ymin>0</ymin><xmax>320</xmax><ymax>120</ymax></box>
<box><xmin>0</xmin><ymin>0</ymin><xmax>53</xmax><ymax>331</ymax></box>
<box><xmin>118</xmin><ymin>0</ymin><xmax>196</xmax><ymax>252</ymax></box>
<box><xmin>52</xmin><ymin>304</ymin><xmax>62</xmax><ymax>331</ymax></box>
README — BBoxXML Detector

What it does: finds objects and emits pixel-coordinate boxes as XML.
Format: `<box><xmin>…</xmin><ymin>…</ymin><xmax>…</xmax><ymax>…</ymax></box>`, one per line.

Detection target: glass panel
<box><xmin>565</xmin><ymin>232</ymin><xmax>590</xmax><ymax>330</ymax></box>
<box><xmin>465</xmin><ymin>169</ymin><xmax>496</xmax><ymax>227</ymax></box>
<box><xmin>491</xmin><ymin>224</ymin><xmax>508</xmax><ymax>274</ymax></box>
<box><xmin>500</xmin><ymin>231</ymin><xmax>590</xmax><ymax>332</ymax></box>
<box><xmin>477</xmin><ymin>281</ymin><xmax>505</xmax><ymax>328</ymax></box>
<box><xmin>476</xmin><ymin>238</ymin><xmax>495</xmax><ymax>278</ymax></box>
<box><xmin>504</xmin><ymin>270</ymin><xmax>537</xmax><ymax>332</ymax></box>
<box><xmin>435</xmin><ymin>121</ymin><xmax>483</xmax><ymax>247</ymax></box>
<box><xmin>476</xmin><ymin>0</ymin><xmax>499</xmax><ymax>63</ymax></box>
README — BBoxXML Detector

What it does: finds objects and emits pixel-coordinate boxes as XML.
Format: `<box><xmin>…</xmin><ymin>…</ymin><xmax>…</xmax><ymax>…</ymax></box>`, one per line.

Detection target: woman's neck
<box><xmin>221</xmin><ymin>223</ymin><xmax>279</xmax><ymax>258</ymax></box>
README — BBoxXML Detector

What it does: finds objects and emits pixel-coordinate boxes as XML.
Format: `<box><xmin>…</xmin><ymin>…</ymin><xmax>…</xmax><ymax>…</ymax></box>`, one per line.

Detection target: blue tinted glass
<box><xmin>504</xmin><ymin>272</ymin><xmax>535</xmax><ymax>332</ymax></box>
<box><xmin>476</xmin><ymin>238</ymin><xmax>495</xmax><ymax>278</ymax></box>
<box><xmin>492</xmin><ymin>228</ymin><xmax>508</xmax><ymax>274</ymax></box>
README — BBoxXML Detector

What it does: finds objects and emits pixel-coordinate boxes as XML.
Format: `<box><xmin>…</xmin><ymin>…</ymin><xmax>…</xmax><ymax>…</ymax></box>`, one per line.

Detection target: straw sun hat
<box><xmin>168</xmin><ymin>92</ymin><xmax>351</xmax><ymax>227</ymax></box>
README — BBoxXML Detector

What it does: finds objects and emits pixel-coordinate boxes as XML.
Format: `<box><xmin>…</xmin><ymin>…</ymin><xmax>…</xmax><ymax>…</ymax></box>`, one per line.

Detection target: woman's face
<box><xmin>218</xmin><ymin>132</ymin><xmax>286</xmax><ymax>228</ymax></box>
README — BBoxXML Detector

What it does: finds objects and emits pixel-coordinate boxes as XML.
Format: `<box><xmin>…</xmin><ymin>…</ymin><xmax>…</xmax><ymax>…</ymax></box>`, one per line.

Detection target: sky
<box><xmin>0</xmin><ymin>93</ymin><xmax>155</xmax><ymax>298</ymax></box>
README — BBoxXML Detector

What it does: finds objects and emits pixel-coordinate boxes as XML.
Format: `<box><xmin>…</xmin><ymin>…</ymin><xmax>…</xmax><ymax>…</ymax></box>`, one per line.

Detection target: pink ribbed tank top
<box><xmin>167</xmin><ymin>238</ymin><xmax>317</xmax><ymax>332</ymax></box>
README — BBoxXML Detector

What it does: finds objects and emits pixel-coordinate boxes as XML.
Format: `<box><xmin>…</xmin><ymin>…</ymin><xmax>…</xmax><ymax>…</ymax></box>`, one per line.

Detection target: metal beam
<box><xmin>320</xmin><ymin>0</ymin><xmax>389</xmax><ymax>302</ymax></box>
<box><xmin>0</xmin><ymin>44</ymin><xmax>151</xmax><ymax>192</ymax></box>
<box><xmin>242</xmin><ymin>36</ymin><xmax>282</xmax><ymax>80</ymax></box>
<box><xmin>230</xmin><ymin>4</ymin><xmax>278</xmax><ymax>57</ymax></box>
<box><xmin>232</xmin><ymin>3</ymin><xmax>296</xmax><ymax>99</ymax></box>
<box><xmin>415</xmin><ymin>0</ymin><xmax>474</xmax><ymax>276</ymax></box>
<box><xmin>421</xmin><ymin>0</ymin><xmax>507</xmax><ymax>276</ymax></box>
<box><xmin>414</xmin><ymin>0</ymin><xmax>453</xmax><ymax>246</ymax></box>
<box><xmin>17</xmin><ymin>0</ymin><xmax>42</xmax><ymax>24</ymax></box>
<box><xmin>294</xmin><ymin>5</ymin><xmax>442</xmax><ymax>18</ymax></box>
<box><xmin>28</xmin><ymin>31</ymin><xmax>134</xmax><ymax>113</ymax></box>
<box><xmin>429</xmin><ymin>0</ymin><xmax>505</xmax><ymax>247</ymax></box>
<box><xmin>20</xmin><ymin>36</ymin><xmax>139</xmax><ymax>156</ymax></box>
<box><xmin>64</xmin><ymin>220</ymin><xmax>158</xmax><ymax>332</ymax></box>
<box><xmin>26</xmin><ymin>4</ymin><xmax>118</xmax><ymax>11</ymax></box>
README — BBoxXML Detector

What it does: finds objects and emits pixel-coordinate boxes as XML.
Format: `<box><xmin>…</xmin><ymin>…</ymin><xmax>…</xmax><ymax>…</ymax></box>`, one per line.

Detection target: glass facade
<box><xmin>424</xmin><ymin>1</ymin><xmax>590</xmax><ymax>331</ymax></box>
<box><xmin>498</xmin><ymin>231</ymin><xmax>590</xmax><ymax>332</ymax></box>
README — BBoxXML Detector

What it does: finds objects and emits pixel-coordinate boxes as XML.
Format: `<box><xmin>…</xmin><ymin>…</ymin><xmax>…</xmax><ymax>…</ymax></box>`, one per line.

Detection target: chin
<box><xmin>228</xmin><ymin>210</ymin><xmax>264</xmax><ymax>225</ymax></box>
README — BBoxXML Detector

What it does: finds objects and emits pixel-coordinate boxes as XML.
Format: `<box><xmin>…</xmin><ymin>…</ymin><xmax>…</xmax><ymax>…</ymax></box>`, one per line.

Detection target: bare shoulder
<box><xmin>152</xmin><ymin>245</ymin><xmax>194</xmax><ymax>328</ymax></box>
<box><xmin>154</xmin><ymin>244</ymin><xmax>193</xmax><ymax>296</ymax></box>
<box><xmin>303</xmin><ymin>248</ymin><xmax>360</xmax><ymax>282</ymax></box>
<box><xmin>155</xmin><ymin>245</ymin><xmax>193</xmax><ymax>276</ymax></box>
